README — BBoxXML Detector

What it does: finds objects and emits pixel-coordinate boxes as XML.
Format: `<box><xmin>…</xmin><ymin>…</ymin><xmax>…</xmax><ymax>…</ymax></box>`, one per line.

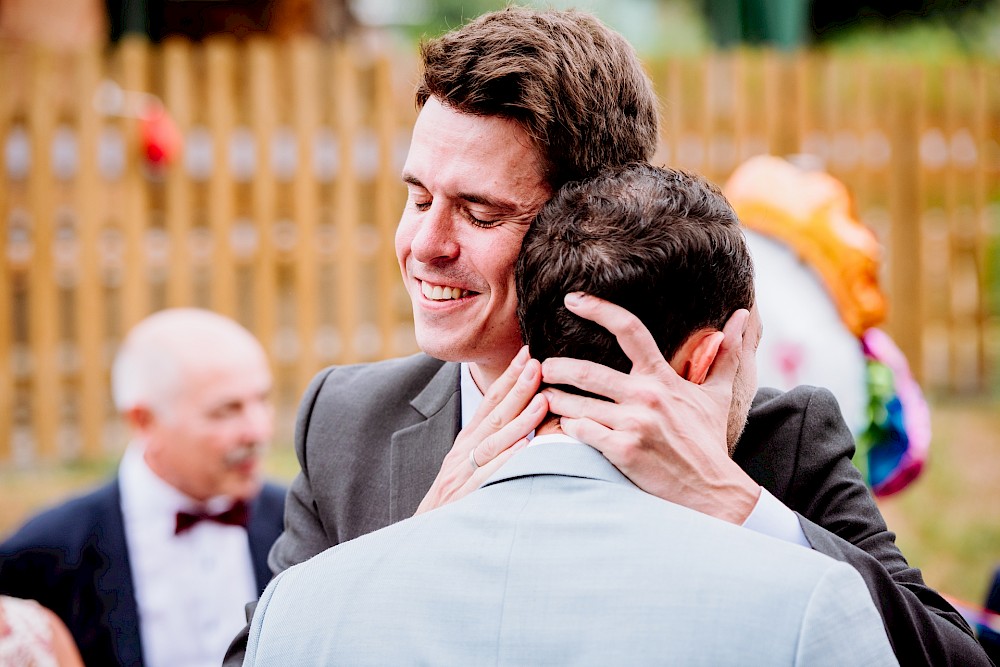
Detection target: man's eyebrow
<box><xmin>402</xmin><ymin>172</ymin><xmax>520</xmax><ymax>213</ymax></box>
<box><xmin>456</xmin><ymin>191</ymin><xmax>518</xmax><ymax>213</ymax></box>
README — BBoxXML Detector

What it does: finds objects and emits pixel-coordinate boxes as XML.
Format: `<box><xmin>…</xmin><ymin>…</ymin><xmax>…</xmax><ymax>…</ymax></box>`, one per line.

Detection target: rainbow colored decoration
<box><xmin>858</xmin><ymin>328</ymin><xmax>930</xmax><ymax>496</ymax></box>
<box><xmin>725</xmin><ymin>156</ymin><xmax>929</xmax><ymax>496</ymax></box>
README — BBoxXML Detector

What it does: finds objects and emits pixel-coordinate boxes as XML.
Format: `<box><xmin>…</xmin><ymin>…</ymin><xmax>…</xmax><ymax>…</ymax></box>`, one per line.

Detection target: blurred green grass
<box><xmin>877</xmin><ymin>395</ymin><xmax>1000</xmax><ymax>606</ymax></box>
<box><xmin>2</xmin><ymin>396</ymin><xmax>998</xmax><ymax>606</ymax></box>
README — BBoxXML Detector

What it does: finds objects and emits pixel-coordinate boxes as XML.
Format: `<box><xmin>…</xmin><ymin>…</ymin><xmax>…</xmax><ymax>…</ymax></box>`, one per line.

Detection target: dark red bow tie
<box><xmin>175</xmin><ymin>501</ymin><xmax>249</xmax><ymax>535</ymax></box>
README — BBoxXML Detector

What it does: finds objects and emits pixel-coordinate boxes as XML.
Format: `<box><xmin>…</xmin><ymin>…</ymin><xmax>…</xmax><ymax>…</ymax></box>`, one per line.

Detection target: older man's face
<box><xmin>144</xmin><ymin>344</ymin><xmax>274</xmax><ymax>502</ymax></box>
<box><xmin>395</xmin><ymin>97</ymin><xmax>552</xmax><ymax>382</ymax></box>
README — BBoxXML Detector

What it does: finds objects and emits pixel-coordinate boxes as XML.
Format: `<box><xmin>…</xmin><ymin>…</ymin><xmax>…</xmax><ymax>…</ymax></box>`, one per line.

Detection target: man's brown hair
<box><xmin>416</xmin><ymin>6</ymin><xmax>659</xmax><ymax>188</ymax></box>
<box><xmin>516</xmin><ymin>163</ymin><xmax>754</xmax><ymax>374</ymax></box>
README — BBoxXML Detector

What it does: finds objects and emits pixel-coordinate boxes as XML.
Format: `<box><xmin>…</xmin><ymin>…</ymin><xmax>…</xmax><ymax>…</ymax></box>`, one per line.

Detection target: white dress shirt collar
<box><xmin>118</xmin><ymin>442</ymin><xmax>258</xmax><ymax>667</ymax></box>
<box><xmin>460</xmin><ymin>363</ymin><xmax>535</xmax><ymax>441</ymax></box>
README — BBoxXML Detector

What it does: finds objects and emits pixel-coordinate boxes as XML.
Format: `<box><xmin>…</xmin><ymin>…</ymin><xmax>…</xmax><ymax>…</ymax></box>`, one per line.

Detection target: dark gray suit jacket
<box><xmin>235</xmin><ymin>353</ymin><xmax>989</xmax><ymax>667</ymax></box>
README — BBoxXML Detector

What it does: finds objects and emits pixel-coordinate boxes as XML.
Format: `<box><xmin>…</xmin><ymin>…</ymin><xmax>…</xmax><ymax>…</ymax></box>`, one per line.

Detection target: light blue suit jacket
<box><xmin>246</xmin><ymin>441</ymin><xmax>896</xmax><ymax>666</ymax></box>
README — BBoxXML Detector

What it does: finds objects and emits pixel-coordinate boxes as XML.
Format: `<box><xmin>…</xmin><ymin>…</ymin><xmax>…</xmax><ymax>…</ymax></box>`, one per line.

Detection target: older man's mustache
<box><xmin>224</xmin><ymin>444</ymin><xmax>264</xmax><ymax>467</ymax></box>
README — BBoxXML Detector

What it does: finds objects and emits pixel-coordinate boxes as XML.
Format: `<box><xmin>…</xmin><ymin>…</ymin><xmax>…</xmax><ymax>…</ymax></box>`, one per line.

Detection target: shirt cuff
<box><xmin>741</xmin><ymin>487</ymin><xmax>812</xmax><ymax>548</ymax></box>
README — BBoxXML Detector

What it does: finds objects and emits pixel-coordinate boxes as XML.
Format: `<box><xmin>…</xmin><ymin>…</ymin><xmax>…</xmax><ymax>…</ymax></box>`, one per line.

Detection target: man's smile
<box><xmin>420</xmin><ymin>280</ymin><xmax>475</xmax><ymax>302</ymax></box>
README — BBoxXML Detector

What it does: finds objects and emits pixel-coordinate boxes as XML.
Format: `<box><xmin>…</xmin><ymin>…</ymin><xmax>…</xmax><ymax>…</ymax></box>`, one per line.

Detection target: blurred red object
<box><xmin>139</xmin><ymin>105</ymin><xmax>182</xmax><ymax>166</ymax></box>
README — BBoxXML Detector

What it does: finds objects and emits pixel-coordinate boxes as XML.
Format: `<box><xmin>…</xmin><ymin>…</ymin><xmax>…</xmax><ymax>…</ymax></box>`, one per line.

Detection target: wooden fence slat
<box><xmin>731</xmin><ymin>52</ymin><xmax>749</xmax><ymax>163</ymax></box>
<box><xmin>27</xmin><ymin>46</ymin><xmax>61</xmax><ymax>460</ymax></box>
<box><xmin>943</xmin><ymin>64</ymin><xmax>961</xmax><ymax>391</ymax></box>
<box><xmin>372</xmin><ymin>54</ymin><xmax>399</xmax><ymax>359</ymax></box>
<box><xmin>206</xmin><ymin>37</ymin><xmax>237</xmax><ymax>317</ymax></box>
<box><xmin>74</xmin><ymin>47</ymin><xmax>105</xmax><ymax>458</ymax></box>
<box><xmin>664</xmin><ymin>58</ymin><xmax>683</xmax><ymax>168</ymax></box>
<box><xmin>794</xmin><ymin>51</ymin><xmax>811</xmax><ymax>158</ymax></box>
<box><xmin>248</xmin><ymin>37</ymin><xmax>278</xmax><ymax>361</ymax></box>
<box><xmin>972</xmin><ymin>62</ymin><xmax>990</xmax><ymax>390</ymax></box>
<box><xmin>763</xmin><ymin>51</ymin><xmax>785</xmax><ymax>156</ymax></box>
<box><xmin>291</xmin><ymin>38</ymin><xmax>321</xmax><ymax>392</ymax></box>
<box><xmin>163</xmin><ymin>38</ymin><xmax>195</xmax><ymax>308</ymax></box>
<box><xmin>119</xmin><ymin>37</ymin><xmax>150</xmax><ymax>331</ymax></box>
<box><xmin>818</xmin><ymin>54</ymin><xmax>835</xmax><ymax>169</ymax></box>
<box><xmin>700</xmin><ymin>55</ymin><xmax>715</xmax><ymax>182</ymax></box>
<box><xmin>0</xmin><ymin>43</ymin><xmax>15</xmax><ymax>461</ymax></box>
<box><xmin>854</xmin><ymin>57</ymin><xmax>874</xmax><ymax>213</ymax></box>
<box><xmin>888</xmin><ymin>63</ymin><xmax>925</xmax><ymax>382</ymax></box>
<box><xmin>951</xmin><ymin>63</ymin><xmax>987</xmax><ymax>393</ymax></box>
<box><xmin>332</xmin><ymin>43</ymin><xmax>361</xmax><ymax>364</ymax></box>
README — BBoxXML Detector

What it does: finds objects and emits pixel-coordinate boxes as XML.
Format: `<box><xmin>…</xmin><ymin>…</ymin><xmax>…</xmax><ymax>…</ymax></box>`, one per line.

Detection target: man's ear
<box><xmin>122</xmin><ymin>405</ymin><xmax>155</xmax><ymax>433</ymax></box>
<box><xmin>669</xmin><ymin>330</ymin><xmax>725</xmax><ymax>384</ymax></box>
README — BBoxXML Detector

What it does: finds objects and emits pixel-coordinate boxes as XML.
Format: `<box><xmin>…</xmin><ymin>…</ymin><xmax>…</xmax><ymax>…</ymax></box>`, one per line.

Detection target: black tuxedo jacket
<box><xmin>256</xmin><ymin>354</ymin><xmax>990</xmax><ymax>667</ymax></box>
<box><xmin>0</xmin><ymin>477</ymin><xmax>286</xmax><ymax>667</ymax></box>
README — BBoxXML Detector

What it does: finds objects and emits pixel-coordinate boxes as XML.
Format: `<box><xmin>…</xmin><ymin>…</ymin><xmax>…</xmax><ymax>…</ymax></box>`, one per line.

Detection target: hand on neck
<box><xmin>534</xmin><ymin>414</ymin><xmax>563</xmax><ymax>437</ymax></box>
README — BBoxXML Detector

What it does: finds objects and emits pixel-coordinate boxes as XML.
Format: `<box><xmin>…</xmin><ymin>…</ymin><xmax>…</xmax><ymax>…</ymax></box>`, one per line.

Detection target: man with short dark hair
<box><xmin>227</xmin><ymin>7</ymin><xmax>988</xmax><ymax>666</ymax></box>
<box><xmin>242</xmin><ymin>164</ymin><xmax>896</xmax><ymax>666</ymax></box>
<box><xmin>517</xmin><ymin>163</ymin><xmax>757</xmax><ymax>451</ymax></box>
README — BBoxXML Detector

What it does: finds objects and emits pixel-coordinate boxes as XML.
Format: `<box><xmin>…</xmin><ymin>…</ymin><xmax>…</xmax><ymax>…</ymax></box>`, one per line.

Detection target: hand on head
<box><xmin>541</xmin><ymin>294</ymin><xmax>761</xmax><ymax>525</ymax></box>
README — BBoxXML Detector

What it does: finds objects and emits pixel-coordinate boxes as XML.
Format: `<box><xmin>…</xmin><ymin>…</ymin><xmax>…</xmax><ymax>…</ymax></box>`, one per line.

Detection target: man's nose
<box><xmin>410</xmin><ymin>203</ymin><xmax>459</xmax><ymax>264</ymax></box>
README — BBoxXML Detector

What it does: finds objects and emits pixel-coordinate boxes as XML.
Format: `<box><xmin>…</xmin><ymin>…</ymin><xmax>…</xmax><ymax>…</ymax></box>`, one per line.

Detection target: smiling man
<box><xmin>397</xmin><ymin>97</ymin><xmax>552</xmax><ymax>390</ymax></box>
<box><xmin>227</xmin><ymin>7</ymin><xmax>989</xmax><ymax>666</ymax></box>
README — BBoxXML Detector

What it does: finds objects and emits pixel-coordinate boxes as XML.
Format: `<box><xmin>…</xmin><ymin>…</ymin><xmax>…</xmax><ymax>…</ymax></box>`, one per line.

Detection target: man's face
<box><xmin>727</xmin><ymin>306</ymin><xmax>763</xmax><ymax>452</ymax></box>
<box><xmin>395</xmin><ymin>97</ymin><xmax>552</xmax><ymax>381</ymax></box>
<box><xmin>143</xmin><ymin>348</ymin><xmax>274</xmax><ymax>502</ymax></box>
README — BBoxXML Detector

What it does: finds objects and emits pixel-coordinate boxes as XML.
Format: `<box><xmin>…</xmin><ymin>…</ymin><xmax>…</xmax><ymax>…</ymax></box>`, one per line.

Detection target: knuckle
<box><xmin>620</xmin><ymin>414</ymin><xmax>644</xmax><ymax>434</ymax></box>
<box><xmin>619</xmin><ymin>317</ymin><xmax>642</xmax><ymax>339</ymax></box>
<box><xmin>478</xmin><ymin>435</ymin><xmax>497</xmax><ymax>458</ymax></box>
<box><xmin>482</xmin><ymin>389</ymin><xmax>505</xmax><ymax>409</ymax></box>
<box><xmin>632</xmin><ymin>383</ymin><xmax>663</xmax><ymax>410</ymax></box>
<box><xmin>485</xmin><ymin>410</ymin><xmax>505</xmax><ymax>430</ymax></box>
<box><xmin>513</xmin><ymin>381</ymin><xmax>534</xmax><ymax>402</ymax></box>
<box><xmin>616</xmin><ymin>440</ymin><xmax>640</xmax><ymax>468</ymax></box>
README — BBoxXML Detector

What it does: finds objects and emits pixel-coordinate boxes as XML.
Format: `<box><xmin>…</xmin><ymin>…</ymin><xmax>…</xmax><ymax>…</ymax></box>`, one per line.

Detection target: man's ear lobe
<box><xmin>124</xmin><ymin>405</ymin><xmax>154</xmax><ymax>431</ymax></box>
<box><xmin>669</xmin><ymin>330</ymin><xmax>725</xmax><ymax>384</ymax></box>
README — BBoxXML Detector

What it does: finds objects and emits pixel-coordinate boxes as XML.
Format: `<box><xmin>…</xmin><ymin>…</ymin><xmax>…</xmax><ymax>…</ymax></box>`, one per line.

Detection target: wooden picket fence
<box><xmin>0</xmin><ymin>37</ymin><xmax>997</xmax><ymax>464</ymax></box>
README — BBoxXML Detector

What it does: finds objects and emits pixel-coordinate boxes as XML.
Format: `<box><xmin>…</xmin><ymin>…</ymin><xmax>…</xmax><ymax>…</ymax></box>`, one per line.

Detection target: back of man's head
<box><xmin>417</xmin><ymin>6</ymin><xmax>658</xmax><ymax>189</ymax></box>
<box><xmin>516</xmin><ymin>163</ymin><xmax>754</xmax><ymax>373</ymax></box>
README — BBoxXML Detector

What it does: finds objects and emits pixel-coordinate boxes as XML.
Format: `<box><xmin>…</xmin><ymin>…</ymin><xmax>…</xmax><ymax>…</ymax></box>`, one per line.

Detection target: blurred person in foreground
<box><xmin>227</xmin><ymin>7</ymin><xmax>989</xmax><ymax>666</ymax></box>
<box><xmin>0</xmin><ymin>595</ymin><xmax>83</xmax><ymax>666</ymax></box>
<box><xmin>241</xmin><ymin>164</ymin><xmax>897</xmax><ymax>666</ymax></box>
<box><xmin>0</xmin><ymin>309</ymin><xmax>286</xmax><ymax>667</ymax></box>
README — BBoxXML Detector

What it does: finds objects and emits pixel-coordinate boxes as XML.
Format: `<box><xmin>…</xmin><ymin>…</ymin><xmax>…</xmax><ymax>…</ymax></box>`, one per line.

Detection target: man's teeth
<box><xmin>421</xmin><ymin>282</ymin><xmax>470</xmax><ymax>301</ymax></box>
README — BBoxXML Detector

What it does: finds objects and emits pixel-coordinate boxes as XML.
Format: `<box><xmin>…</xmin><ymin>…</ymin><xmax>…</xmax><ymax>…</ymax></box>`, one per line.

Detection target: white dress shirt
<box><xmin>118</xmin><ymin>444</ymin><xmax>258</xmax><ymax>667</ymax></box>
<box><xmin>460</xmin><ymin>362</ymin><xmax>810</xmax><ymax>548</ymax></box>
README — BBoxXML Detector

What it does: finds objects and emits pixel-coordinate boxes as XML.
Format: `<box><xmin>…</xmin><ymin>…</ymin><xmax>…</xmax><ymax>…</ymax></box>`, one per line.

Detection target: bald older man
<box><xmin>0</xmin><ymin>309</ymin><xmax>286</xmax><ymax>667</ymax></box>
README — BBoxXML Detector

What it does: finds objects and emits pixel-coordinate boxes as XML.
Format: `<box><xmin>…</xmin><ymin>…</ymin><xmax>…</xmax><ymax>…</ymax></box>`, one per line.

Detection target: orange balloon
<box><xmin>724</xmin><ymin>156</ymin><xmax>887</xmax><ymax>337</ymax></box>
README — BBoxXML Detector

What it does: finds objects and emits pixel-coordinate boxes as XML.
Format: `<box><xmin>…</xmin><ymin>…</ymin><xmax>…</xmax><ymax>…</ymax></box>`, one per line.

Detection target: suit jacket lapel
<box><xmin>99</xmin><ymin>480</ymin><xmax>144</xmax><ymax>666</ymax></box>
<box><xmin>246</xmin><ymin>494</ymin><xmax>273</xmax><ymax>592</ymax></box>
<box><xmin>389</xmin><ymin>361</ymin><xmax>462</xmax><ymax>523</ymax></box>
